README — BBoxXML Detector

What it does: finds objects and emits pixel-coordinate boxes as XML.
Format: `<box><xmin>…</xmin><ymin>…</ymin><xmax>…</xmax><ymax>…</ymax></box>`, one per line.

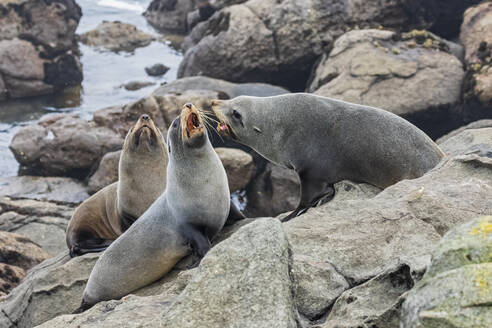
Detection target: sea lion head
<box><xmin>123</xmin><ymin>114</ymin><xmax>166</xmax><ymax>155</ymax></box>
<box><xmin>210</xmin><ymin>97</ymin><xmax>261</xmax><ymax>144</ymax></box>
<box><xmin>168</xmin><ymin>103</ymin><xmax>208</xmax><ymax>157</ymax></box>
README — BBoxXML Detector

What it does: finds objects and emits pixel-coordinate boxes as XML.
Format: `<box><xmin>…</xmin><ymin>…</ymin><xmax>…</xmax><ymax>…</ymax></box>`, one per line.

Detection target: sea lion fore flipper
<box><xmin>70</xmin><ymin>238</ymin><xmax>114</xmax><ymax>257</ymax></box>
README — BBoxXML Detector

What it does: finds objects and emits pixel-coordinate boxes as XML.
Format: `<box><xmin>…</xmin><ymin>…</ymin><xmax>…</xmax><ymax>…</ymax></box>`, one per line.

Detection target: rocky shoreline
<box><xmin>0</xmin><ymin>0</ymin><xmax>491</xmax><ymax>327</ymax></box>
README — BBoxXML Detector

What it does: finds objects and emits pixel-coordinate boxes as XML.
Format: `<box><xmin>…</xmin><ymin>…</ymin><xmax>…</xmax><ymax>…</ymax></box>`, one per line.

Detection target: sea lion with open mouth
<box><xmin>74</xmin><ymin>103</ymin><xmax>230</xmax><ymax>312</ymax></box>
<box><xmin>211</xmin><ymin>93</ymin><xmax>444</xmax><ymax>221</ymax></box>
<box><xmin>66</xmin><ymin>114</ymin><xmax>168</xmax><ymax>257</ymax></box>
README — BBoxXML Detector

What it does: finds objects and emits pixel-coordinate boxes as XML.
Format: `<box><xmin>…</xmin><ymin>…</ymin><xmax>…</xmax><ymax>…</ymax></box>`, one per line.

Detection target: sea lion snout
<box><xmin>140</xmin><ymin>114</ymin><xmax>149</xmax><ymax>121</ymax></box>
<box><xmin>180</xmin><ymin>103</ymin><xmax>205</xmax><ymax>141</ymax></box>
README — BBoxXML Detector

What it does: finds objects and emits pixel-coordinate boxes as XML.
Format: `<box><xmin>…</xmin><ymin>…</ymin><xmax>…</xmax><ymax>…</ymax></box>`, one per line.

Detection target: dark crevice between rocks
<box><xmin>1</xmin><ymin>308</ymin><xmax>17</xmax><ymax>327</ymax></box>
<box><xmin>204</xmin><ymin>11</ymin><xmax>230</xmax><ymax>37</ymax></box>
<box><xmin>244</xmin><ymin>5</ymin><xmax>280</xmax><ymax>61</ymax></box>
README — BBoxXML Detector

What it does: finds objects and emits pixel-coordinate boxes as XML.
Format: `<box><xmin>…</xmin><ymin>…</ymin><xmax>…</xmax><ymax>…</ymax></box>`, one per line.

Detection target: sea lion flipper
<box><xmin>72</xmin><ymin>299</ymin><xmax>94</xmax><ymax>314</ymax></box>
<box><xmin>180</xmin><ymin>224</ymin><xmax>211</xmax><ymax>258</ymax></box>
<box><xmin>225</xmin><ymin>201</ymin><xmax>246</xmax><ymax>226</ymax></box>
<box><xmin>70</xmin><ymin>239</ymin><xmax>114</xmax><ymax>257</ymax></box>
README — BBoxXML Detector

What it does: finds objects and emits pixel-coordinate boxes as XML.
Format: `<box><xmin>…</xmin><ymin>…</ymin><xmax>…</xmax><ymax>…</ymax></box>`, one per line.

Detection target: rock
<box><xmin>178</xmin><ymin>0</ymin><xmax>476</xmax><ymax>90</ymax></box>
<box><xmin>461</xmin><ymin>2</ymin><xmax>492</xmax><ymax>122</ymax></box>
<box><xmin>308</xmin><ymin>29</ymin><xmax>465</xmax><ymax>139</ymax></box>
<box><xmin>0</xmin><ymin>0</ymin><xmax>82</xmax><ymax>100</ymax></box>
<box><xmin>0</xmin><ymin>176</ymin><xmax>89</xmax><ymax>204</ymax></box>
<box><xmin>120</xmin><ymin>81</ymin><xmax>155</xmax><ymax>91</ymax></box>
<box><xmin>436</xmin><ymin>119</ymin><xmax>492</xmax><ymax>144</ymax></box>
<box><xmin>0</xmin><ymin>263</ymin><xmax>26</xmax><ymax>296</ymax></box>
<box><xmin>144</xmin><ymin>0</ymin><xmax>246</xmax><ymax>33</ymax></box>
<box><xmin>153</xmin><ymin>76</ymin><xmax>288</xmax><ymax>99</ymax></box>
<box><xmin>438</xmin><ymin>127</ymin><xmax>492</xmax><ymax>158</ymax></box>
<box><xmin>401</xmin><ymin>216</ymin><xmax>492</xmax><ymax>328</ymax></box>
<box><xmin>284</xmin><ymin>152</ymin><xmax>492</xmax><ymax>320</ymax></box>
<box><xmin>145</xmin><ymin>63</ymin><xmax>170</xmax><ymax>76</ymax></box>
<box><xmin>321</xmin><ymin>263</ymin><xmax>415</xmax><ymax>328</ymax></box>
<box><xmin>0</xmin><ymin>197</ymin><xmax>75</xmax><ymax>256</ymax></box>
<box><xmin>38</xmin><ymin>218</ymin><xmax>298</xmax><ymax>328</ymax></box>
<box><xmin>87</xmin><ymin>151</ymin><xmax>121</xmax><ymax>194</ymax></box>
<box><xmin>215</xmin><ymin>147</ymin><xmax>254</xmax><ymax>191</ymax></box>
<box><xmin>0</xmin><ymin>231</ymin><xmax>48</xmax><ymax>271</ymax></box>
<box><xmin>246</xmin><ymin>163</ymin><xmax>299</xmax><ymax>217</ymax></box>
<box><xmin>80</xmin><ymin>21</ymin><xmax>154</xmax><ymax>52</ymax></box>
<box><xmin>9</xmin><ymin>114</ymin><xmax>123</xmax><ymax>179</ymax></box>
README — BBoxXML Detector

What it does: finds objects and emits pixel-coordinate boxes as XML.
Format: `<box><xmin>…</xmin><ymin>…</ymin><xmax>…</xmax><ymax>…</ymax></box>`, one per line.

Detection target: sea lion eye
<box><xmin>232</xmin><ymin>109</ymin><xmax>241</xmax><ymax>120</ymax></box>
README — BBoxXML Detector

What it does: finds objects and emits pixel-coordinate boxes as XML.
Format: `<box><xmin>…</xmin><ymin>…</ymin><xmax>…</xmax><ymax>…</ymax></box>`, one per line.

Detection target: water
<box><xmin>0</xmin><ymin>0</ymin><xmax>183</xmax><ymax>177</ymax></box>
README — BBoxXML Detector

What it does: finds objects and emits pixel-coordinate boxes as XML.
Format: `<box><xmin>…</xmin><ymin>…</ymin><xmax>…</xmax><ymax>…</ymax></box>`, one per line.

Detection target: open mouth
<box><xmin>182</xmin><ymin>104</ymin><xmax>205</xmax><ymax>140</ymax></box>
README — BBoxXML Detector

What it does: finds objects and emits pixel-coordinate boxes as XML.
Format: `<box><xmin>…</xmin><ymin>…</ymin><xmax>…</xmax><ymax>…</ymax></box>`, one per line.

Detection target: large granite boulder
<box><xmin>307</xmin><ymin>29</ymin><xmax>465</xmax><ymax>138</ymax></box>
<box><xmin>0</xmin><ymin>176</ymin><xmax>89</xmax><ymax>204</ymax></box>
<box><xmin>436</xmin><ymin>119</ymin><xmax>492</xmax><ymax>144</ymax></box>
<box><xmin>438</xmin><ymin>127</ymin><xmax>492</xmax><ymax>158</ymax></box>
<box><xmin>0</xmin><ymin>231</ymin><xmax>48</xmax><ymax>295</ymax></box>
<box><xmin>9</xmin><ymin>114</ymin><xmax>123</xmax><ymax>179</ymax></box>
<box><xmin>178</xmin><ymin>0</ymin><xmax>476</xmax><ymax>90</ymax></box>
<box><xmin>401</xmin><ymin>216</ymin><xmax>492</xmax><ymax>328</ymax></box>
<box><xmin>80</xmin><ymin>21</ymin><xmax>155</xmax><ymax>52</ymax></box>
<box><xmin>0</xmin><ymin>197</ymin><xmax>75</xmax><ymax>256</ymax></box>
<box><xmin>0</xmin><ymin>0</ymin><xmax>82</xmax><ymax>100</ymax></box>
<box><xmin>461</xmin><ymin>1</ymin><xmax>492</xmax><ymax>122</ymax></box>
<box><xmin>87</xmin><ymin>151</ymin><xmax>121</xmax><ymax>194</ymax></box>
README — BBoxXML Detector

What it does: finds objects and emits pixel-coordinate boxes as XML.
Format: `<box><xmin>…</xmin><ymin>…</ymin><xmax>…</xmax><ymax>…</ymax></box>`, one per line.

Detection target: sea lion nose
<box><xmin>185</xmin><ymin>103</ymin><xmax>192</xmax><ymax>109</ymax></box>
<box><xmin>141</xmin><ymin>114</ymin><xmax>149</xmax><ymax>121</ymax></box>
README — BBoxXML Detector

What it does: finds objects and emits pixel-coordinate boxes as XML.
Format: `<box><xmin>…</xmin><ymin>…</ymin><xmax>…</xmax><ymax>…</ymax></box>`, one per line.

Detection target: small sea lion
<box><xmin>211</xmin><ymin>93</ymin><xmax>444</xmax><ymax>221</ymax></box>
<box><xmin>74</xmin><ymin>103</ymin><xmax>230</xmax><ymax>312</ymax></box>
<box><xmin>66</xmin><ymin>114</ymin><xmax>168</xmax><ymax>256</ymax></box>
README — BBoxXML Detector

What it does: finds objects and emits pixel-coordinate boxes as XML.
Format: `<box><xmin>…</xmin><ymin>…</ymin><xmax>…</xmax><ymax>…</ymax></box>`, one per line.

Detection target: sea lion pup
<box><xmin>74</xmin><ymin>103</ymin><xmax>230</xmax><ymax>312</ymax></box>
<box><xmin>211</xmin><ymin>93</ymin><xmax>445</xmax><ymax>221</ymax></box>
<box><xmin>66</xmin><ymin>114</ymin><xmax>168</xmax><ymax>257</ymax></box>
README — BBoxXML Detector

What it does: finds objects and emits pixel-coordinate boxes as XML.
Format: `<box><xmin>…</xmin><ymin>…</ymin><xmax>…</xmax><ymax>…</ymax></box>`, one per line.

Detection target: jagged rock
<box><xmin>87</xmin><ymin>151</ymin><xmax>121</xmax><ymax>194</ymax></box>
<box><xmin>401</xmin><ymin>216</ymin><xmax>492</xmax><ymax>328</ymax></box>
<box><xmin>178</xmin><ymin>0</ymin><xmax>476</xmax><ymax>90</ymax></box>
<box><xmin>0</xmin><ymin>176</ymin><xmax>89</xmax><ymax>204</ymax></box>
<box><xmin>0</xmin><ymin>231</ymin><xmax>48</xmax><ymax>294</ymax></box>
<box><xmin>145</xmin><ymin>63</ymin><xmax>170</xmax><ymax>76</ymax></box>
<box><xmin>0</xmin><ymin>197</ymin><xmax>75</xmax><ymax>256</ymax></box>
<box><xmin>80</xmin><ymin>21</ymin><xmax>154</xmax><ymax>52</ymax></box>
<box><xmin>120</xmin><ymin>81</ymin><xmax>155</xmax><ymax>91</ymax></box>
<box><xmin>285</xmin><ymin>152</ymin><xmax>492</xmax><ymax>320</ymax></box>
<box><xmin>0</xmin><ymin>0</ymin><xmax>82</xmax><ymax>100</ymax></box>
<box><xmin>9</xmin><ymin>114</ymin><xmax>123</xmax><ymax>179</ymax></box>
<box><xmin>461</xmin><ymin>2</ymin><xmax>492</xmax><ymax>121</ymax></box>
<box><xmin>37</xmin><ymin>218</ymin><xmax>297</xmax><ymax>328</ymax></box>
<box><xmin>215</xmin><ymin>147</ymin><xmax>254</xmax><ymax>191</ymax></box>
<box><xmin>308</xmin><ymin>29</ymin><xmax>464</xmax><ymax>138</ymax></box>
<box><xmin>438</xmin><ymin>127</ymin><xmax>492</xmax><ymax>158</ymax></box>
<box><xmin>321</xmin><ymin>263</ymin><xmax>416</xmax><ymax>328</ymax></box>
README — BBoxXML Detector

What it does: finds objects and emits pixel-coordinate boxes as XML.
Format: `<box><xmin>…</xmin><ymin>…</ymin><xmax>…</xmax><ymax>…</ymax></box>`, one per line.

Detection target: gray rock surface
<box><xmin>215</xmin><ymin>147</ymin><xmax>254</xmax><ymax>191</ymax></box>
<box><xmin>0</xmin><ymin>0</ymin><xmax>82</xmax><ymax>100</ymax></box>
<box><xmin>0</xmin><ymin>176</ymin><xmax>89</xmax><ymax>204</ymax></box>
<box><xmin>80</xmin><ymin>21</ymin><xmax>154</xmax><ymax>52</ymax></box>
<box><xmin>10</xmin><ymin>114</ymin><xmax>123</xmax><ymax>179</ymax></box>
<box><xmin>145</xmin><ymin>63</ymin><xmax>170</xmax><ymax>76</ymax></box>
<box><xmin>119</xmin><ymin>81</ymin><xmax>155</xmax><ymax>91</ymax></box>
<box><xmin>461</xmin><ymin>2</ymin><xmax>492</xmax><ymax>121</ymax></box>
<box><xmin>87</xmin><ymin>150</ymin><xmax>121</xmax><ymax>194</ymax></box>
<box><xmin>439</xmin><ymin>127</ymin><xmax>492</xmax><ymax>158</ymax></box>
<box><xmin>308</xmin><ymin>29</ymin><xmax>465</xmax><ymax>138</ymax></box>
<box><xmin>0</xmin><ymin>197</ymin><xmax>75</xmax><ymax>256</ymax></box>
<box><xmin>178</xmin><ymin>0</ymin><xmax>476</xmax><ymax>90</ymax></box>
<box><xmin>401</xmin><ymin>216</ymin><xmax>492</xmax><ymax>328</ymax></box>
<box><xmin>436</xmin><ymin>119</ymin><xmax>492</xmax><ymax>144</ymax></box>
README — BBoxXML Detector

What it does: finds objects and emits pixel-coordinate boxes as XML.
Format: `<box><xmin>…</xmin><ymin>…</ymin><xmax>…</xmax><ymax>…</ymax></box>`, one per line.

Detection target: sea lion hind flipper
<box><xmin>225</xmin><ymin>201</ymin><xmax>246</xmax><ymax>226</ymax></box>
<box><xmin>72</xmin><ymin>299</ymin><xmax>94</xmax><ymax>314</ymax></box>
<box><xmin>70</xmin><ymin>239</ymin><xmax>114</xmax><ymax>257</ymax></box>
<box><xmin>180</xmin><ymin>224</ymin><xmax>211</xmax><ymax>259</ymax></box>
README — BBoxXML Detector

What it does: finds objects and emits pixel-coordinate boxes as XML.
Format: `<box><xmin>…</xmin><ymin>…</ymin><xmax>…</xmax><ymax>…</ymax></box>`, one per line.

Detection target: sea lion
<box><xmin>74</xmin><ymin>103</ymin><xmax>230</xmax><ymax>312</ymax></box>
<box><xmin>211</xmin><ymin>93</ymin><xmax>445</xmax><ymax>221</ymax></box>
<box><xmin>66</xmin><ymin>114</ymin><xmax>168</xmax><ymax>257</ymax></box>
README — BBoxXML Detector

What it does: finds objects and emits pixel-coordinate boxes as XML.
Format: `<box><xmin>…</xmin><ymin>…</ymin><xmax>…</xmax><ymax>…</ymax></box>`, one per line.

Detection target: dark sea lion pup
<box><xmin>211</xmin><ymin>93</ymin><xmax>445</xmax><ymax>221</ymax></box>
<box><xmin>66</xmin><ymin>114</ymin><xmax>168</xmax><ymax>257</ymax></box>
<box><xmin>74</xmin><ymin>103</ymin><xmax>230</xmax><ymax>313</ymax></box>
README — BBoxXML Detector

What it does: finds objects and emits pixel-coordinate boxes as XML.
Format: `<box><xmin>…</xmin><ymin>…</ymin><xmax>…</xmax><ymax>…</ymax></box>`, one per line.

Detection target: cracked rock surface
<box><xmin>308</xmin><ymin>29</ymin><xmax>465</xmax><ymax>139</ymax></box>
